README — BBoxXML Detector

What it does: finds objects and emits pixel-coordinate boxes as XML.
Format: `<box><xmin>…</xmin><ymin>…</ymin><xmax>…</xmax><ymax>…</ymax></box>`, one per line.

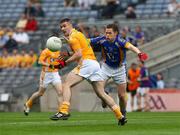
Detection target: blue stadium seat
<box><xmin>89</xmin><ymin>11</ymin><xmax>98</xmax><ymax>18</ymax></box>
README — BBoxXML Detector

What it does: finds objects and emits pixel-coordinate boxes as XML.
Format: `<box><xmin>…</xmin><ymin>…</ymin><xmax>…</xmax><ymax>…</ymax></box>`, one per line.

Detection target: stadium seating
<box><xmin>135</xmin><ymin>0</ymin><xmax>170</xmax><ymax>18</ymax></box>
<box><xmin>0</xmin><ymin>68</ymin><xmax>40</xmax><ymax>92</ymax></box>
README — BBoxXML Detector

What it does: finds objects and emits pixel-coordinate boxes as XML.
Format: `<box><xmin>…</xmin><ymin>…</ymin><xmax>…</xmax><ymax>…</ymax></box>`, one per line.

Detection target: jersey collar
<box><xmin>69</xmin><ymin>28</ymin><xmax>76</xmax><ymax>36</ymax></box>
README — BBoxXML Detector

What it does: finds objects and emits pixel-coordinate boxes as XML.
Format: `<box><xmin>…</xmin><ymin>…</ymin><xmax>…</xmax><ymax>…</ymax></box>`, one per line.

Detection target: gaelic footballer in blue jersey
<box><xmin>90</xmin><ymin>23</ymin><xmax>148</xmax><ymax>120</ymax></box>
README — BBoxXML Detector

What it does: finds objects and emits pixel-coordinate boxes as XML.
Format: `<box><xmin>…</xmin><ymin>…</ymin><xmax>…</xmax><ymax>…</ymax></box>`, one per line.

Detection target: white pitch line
<box><xmin>0</xmin><ymin>119</ymin><xmax>114</xmax><ymax>126</ymax></box>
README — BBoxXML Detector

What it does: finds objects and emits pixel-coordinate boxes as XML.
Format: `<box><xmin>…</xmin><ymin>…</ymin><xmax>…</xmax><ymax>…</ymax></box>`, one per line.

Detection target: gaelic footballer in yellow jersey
<box><xmin>50</xmin><ymin>18</ymin><xmax>126</xmax><ymax>126</ymax></box>
<box><xmin>24</xmin><ymin>47</ymin><xmax>64</xmax><ymax>116</ymax></box>
<box><xmin>39</xmin><ymin>48</ymin><xmax>61</xmax><ymax>72</ymax></box>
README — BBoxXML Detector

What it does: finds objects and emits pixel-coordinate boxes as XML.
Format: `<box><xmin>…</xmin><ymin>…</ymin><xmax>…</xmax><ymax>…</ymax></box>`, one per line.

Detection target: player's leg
<box><xmin>144</xmin><ymin>88</ymin><xmax>150</xmax><ymax>111</ymax></box>
<box><xmin>136</xmin><ymin>87</ymin><xmax>142</xmax><ymax>111</ymax></box>
<box><xmin>131</xmin><ymin>92</ymin><xmax>134</xmax><ymax>111</ymax></box>
<box><xmin>113</xmin><ymin>65</ymin><xmax>127</xmax><ymax>117</ymax></box>
<box><xmin>53</xmin><ymin>82</ymin><xmax>63</xmax><ymax>105</ymax></box>
<box><xmin>91</xmin><ymin>81</ymin><xmax>127</xmax><ymax>126</ymax></box>
<box><xmin>52</xmin><ymin>73</ymin><xmax>63</xmax><ymax>104</ymax></box>
<box><xmin>24</xmin><ymin>86</ymin><xmax>46</xmax><ymax>115</ymax></box>
<box><xmin>130</xmin><ymin>90</ymin><xmax>136</xmax><ymax>111</ymax></box>
<box><xmin>24</xmin><ymin>71</ymin><xmax>49</xmax><ymax>116</ymax></box>
<box><xmin>50</xmin><ymin>72</ymin><xmax>84</xmax><ymax>120</ymax></box>
<box><xmin>117</xmin><ymin>83</ymin><xmax>127</xmax><ymax>117</ymax></box>
<box><xmin>101</xmin><ymin>81</ymin><xmax>108</xmax><ymax>108</ymax></box>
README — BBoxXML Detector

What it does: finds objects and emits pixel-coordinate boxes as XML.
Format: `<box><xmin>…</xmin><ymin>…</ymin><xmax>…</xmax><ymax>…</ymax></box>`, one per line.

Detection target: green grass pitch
<box><xmin>0</xmin><ymin>112</ymin><xmax>180</xmax><ymax>135</ymax></box>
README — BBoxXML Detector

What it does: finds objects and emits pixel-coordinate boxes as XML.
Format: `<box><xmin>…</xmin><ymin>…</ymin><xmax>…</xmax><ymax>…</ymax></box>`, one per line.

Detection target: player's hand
<box><xmin>49</xmin><ymin>60</ymin><xmax>66</xmax><ymax>69</ymax></box>
<box><xmin>56</xmin><ymin>59</ymin><xmax>66</xmax><ymax>69</ymax></box>
<box><xmin>138</xmin><ymin>52</ymin><xmax>148</xmax><ymax>61</ymax></box>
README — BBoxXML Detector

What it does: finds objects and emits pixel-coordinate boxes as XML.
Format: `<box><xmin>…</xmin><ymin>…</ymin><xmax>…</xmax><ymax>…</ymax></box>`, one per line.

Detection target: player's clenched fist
<box><xmin>138</xmin><ymin>52</ymin><xmax>148</xmax><ymax>61</ymax></box>
<box><xmin>49</xmin><ymin>60</ymin><xmax>66</xmax><ymax>69</ymax></box>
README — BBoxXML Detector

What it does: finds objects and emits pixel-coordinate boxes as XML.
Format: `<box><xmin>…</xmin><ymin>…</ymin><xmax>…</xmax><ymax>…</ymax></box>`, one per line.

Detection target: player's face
<box><xmin>105</xmin><ymin>28</ymin><xmax>117</xmax><ymax>42</ymax></box>
<box><xmin>60</xmin><ymin>22</ymin><xmax>72</xmax><ymax>36</ymax></box>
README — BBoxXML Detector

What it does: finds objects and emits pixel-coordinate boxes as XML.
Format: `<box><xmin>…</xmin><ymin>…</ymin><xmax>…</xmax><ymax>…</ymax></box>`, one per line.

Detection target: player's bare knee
<box><xmin>63</xmin><ymin>81</ymin><xmax>72</xmax><ymax>88</ymax></box>
<box><xmin>119</xmin><ymin>94</ymin><xmax>126</xmax><ymax>100</ymax></box>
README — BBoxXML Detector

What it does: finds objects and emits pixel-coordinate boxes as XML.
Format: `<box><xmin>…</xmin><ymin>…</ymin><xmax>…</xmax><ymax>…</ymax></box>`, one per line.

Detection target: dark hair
<box><xmin>157</xmin><ymin>73</ymin><xmax>163</xmax><ymax>80</ymax></box>
<box><xmin>60</xmin><ymin>18</ymin><xmax>71</xmax><ymax>24</ymax></box>
<box><xmin>106</xmin><ymin>24</ymin><xmax>119</xmax><ymax>33</ymax></box>
<box><xmin>131</xmin><ymin>62</ymin><xmax>137</xmax><ymax>66</ymax></box>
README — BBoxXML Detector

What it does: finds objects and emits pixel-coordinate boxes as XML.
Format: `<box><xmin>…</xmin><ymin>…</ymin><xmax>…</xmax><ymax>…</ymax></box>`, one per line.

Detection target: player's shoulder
<box><xmin>41</xmin><ymin>48</ymin><xmax>51</xmax><ymax>55</ymax></box>
<box><xmin>117</xmin><ymin>34</ymin><xmax>127</xmax><ymax>44</ymax></box>
<box><xmin>92</xmin><ymin>35</ymin><xmax>106</xmax><ymax>43</ymax></box>
<box><xmin>71</xmin><ymin>29</ymin><xmax>81</xmax><ymax>37</ymax></box>
<box><xmin>41</xmin><ymin>48</ymin><xmax>49</xmax><ymax>53</ymax></box>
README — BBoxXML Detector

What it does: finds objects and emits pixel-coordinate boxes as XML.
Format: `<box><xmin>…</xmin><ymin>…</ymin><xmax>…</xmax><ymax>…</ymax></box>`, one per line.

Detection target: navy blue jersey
<box><xmin>90</xmin><ymin>35</ymin><xmax>128</xmax><ymax>68</ymax></box>
<box><xmin>140</xmin><ymin>67</ymin><xmax>151</xmax><ymax>87</ymax></box>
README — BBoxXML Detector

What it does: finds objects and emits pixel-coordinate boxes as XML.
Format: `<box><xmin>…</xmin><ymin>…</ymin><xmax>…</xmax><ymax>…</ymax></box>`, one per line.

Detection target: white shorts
<box><xmin>72</xmin><ymin>59</ymin><xmax>103</xmax><ymax>81</ymax></box>
<box><xmin>40</xmin><ymin>71</ymin><xmax>62</xmax><ymax>88</ymax></box>
<box><xmin>100</xmin><ymin>63</ymin><xmax>127</xmax><ymax>84</ymax></box>
<box><xmin>137</xmin><ymin>87</ymin><xmax>150</xmax><ymax>96</ymax></box>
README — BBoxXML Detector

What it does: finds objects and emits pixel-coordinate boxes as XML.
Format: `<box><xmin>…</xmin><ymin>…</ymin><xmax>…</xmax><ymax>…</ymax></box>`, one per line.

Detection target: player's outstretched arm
<box><xmin>126</xmin><ymin>42</ymin><xmax>148</xmax><ymax>61</ymax></box>
<box><xmin>89</xmin><ymin>36</ymin><xmax>105</xmax><ymax>46</ymax></box>
<box><xmin>38</xmin><ymin>51</ymin><xmax>50</xmax><ymax>67</ymax></box>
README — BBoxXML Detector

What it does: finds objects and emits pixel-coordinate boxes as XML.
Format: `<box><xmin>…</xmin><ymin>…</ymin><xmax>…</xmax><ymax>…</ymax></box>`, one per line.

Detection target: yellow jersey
<box><xmin>2</xmin><ymin>56</ymin><xmax>10</xmax><ymax>68</ymax></box>
<box><xmin>12</xmin><ymin>54</ymin><xmax>21</xmax><ymax>67</ymax></box>
<box><xmin>0</xmin><ymin>56</ymin><xmax>3</xmax><ymax>68</ymax></box>
<box><xmin>68</xmin><ymin>29</ymin><xmax>96</xmax><ymax>62</ymax></box>
<box><xmin>39</xmin><ymin>48</ymin><xmax>60</xmax><ymax>72</ymax></box>
<box><xmin>19</xmin><ymin>54</ymin><xmax>30</xmax><ymax>68</ymax></box>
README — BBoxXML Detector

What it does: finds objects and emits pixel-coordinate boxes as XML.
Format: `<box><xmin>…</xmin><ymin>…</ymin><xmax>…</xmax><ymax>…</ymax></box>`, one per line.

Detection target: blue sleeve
<box><xmin>117</xmin><ymin>35</ymin><xmax>127</xmax><ymax>47</ymax></box>
<box><xmin>90</xmin><ymin>36</ymin><xmax>105</xmax><ymax>46</ymax></box>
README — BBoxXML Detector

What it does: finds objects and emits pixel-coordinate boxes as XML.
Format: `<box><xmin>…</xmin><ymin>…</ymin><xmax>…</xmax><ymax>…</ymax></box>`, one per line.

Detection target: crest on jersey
<box><xmin>50</xmin><ymin>58</ymin><xmax>58</xmax><ymax>62</ymax></box>
<box><xmin>115</xmin><ymin>42</ymin><xmax>119</xmax><ymax>47</ymax></box>
<box><xmin>50</xmin><ymin>58</ymin><xmax>55</xmax><ymax>62</ymax></box>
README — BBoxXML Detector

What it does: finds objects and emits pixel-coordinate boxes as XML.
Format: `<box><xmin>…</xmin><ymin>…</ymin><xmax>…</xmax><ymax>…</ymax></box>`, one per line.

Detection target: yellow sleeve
<box><xmin>0</xmin><ymin>57</ymin><xmax>2</xmax><ymax>68</ymax></box>
<box><xmin>87</xmin><ymin>38</ymin><xmax>90</xmax><ymax>43</ymax></box>
<box><xmin>125</xmin><ymin>42</ymin><xmax>131</xmax><ymax>48</ymax></box>
<box><xmin>39</xmin><ymin>49</ymin><xmax>49</xmax><ymax>62</ymax></box>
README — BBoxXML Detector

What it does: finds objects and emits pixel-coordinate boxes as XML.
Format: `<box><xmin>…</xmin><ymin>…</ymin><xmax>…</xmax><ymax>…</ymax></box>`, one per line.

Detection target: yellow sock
<box><xmin>26</xmin><ymin>99</ymin><xmax>33</xmax><ymax>108</ymax></box>
<box><xmin>58</xmin><ymin>101</ymin><xmax>70</xmax><ymax>114</ymax></box>
<box><xmin>112</xmin><ymin>105</ymin><xmax>123</xmax><ymax>120</ymax></box>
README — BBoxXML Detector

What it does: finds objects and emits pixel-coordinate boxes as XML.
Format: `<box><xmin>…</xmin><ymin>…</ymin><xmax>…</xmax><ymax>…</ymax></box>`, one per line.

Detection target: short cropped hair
<box><xmin>106</xmin><ymin>24</ymin><xmax>119</xmax><ymax>33</ymax></box>
<box><xmin>60</xmin><ymin>18</ymin><xmax>72</xmax><ymax>24</ymax></box>
<box><xmin>131</xmin><ymin>62</ymin><xmax>137</xmax><ymax>66</ymax></box>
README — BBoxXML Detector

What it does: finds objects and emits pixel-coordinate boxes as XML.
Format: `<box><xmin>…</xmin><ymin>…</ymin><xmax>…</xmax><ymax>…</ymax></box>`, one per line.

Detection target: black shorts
<box><xmin>129</xmin><ymin>90</ymin><xmax>137</xmax><ymax>97</ymax></box>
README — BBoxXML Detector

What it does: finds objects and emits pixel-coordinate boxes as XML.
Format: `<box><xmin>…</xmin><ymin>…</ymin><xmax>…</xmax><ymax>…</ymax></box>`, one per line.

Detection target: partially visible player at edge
<box><xmin>24</xmin><ymin>47</ymin><xmax>65</xmax><ymax>115</ymax></box>
<box><xmin>50</xmin><ymin>18</ymin><xmax>127</xmax><ymax>125</ymax></box>
<box><xmin>89</xmin><ymin>23</ymin><xmax>148</xmax><ymax>119</ymax></box>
